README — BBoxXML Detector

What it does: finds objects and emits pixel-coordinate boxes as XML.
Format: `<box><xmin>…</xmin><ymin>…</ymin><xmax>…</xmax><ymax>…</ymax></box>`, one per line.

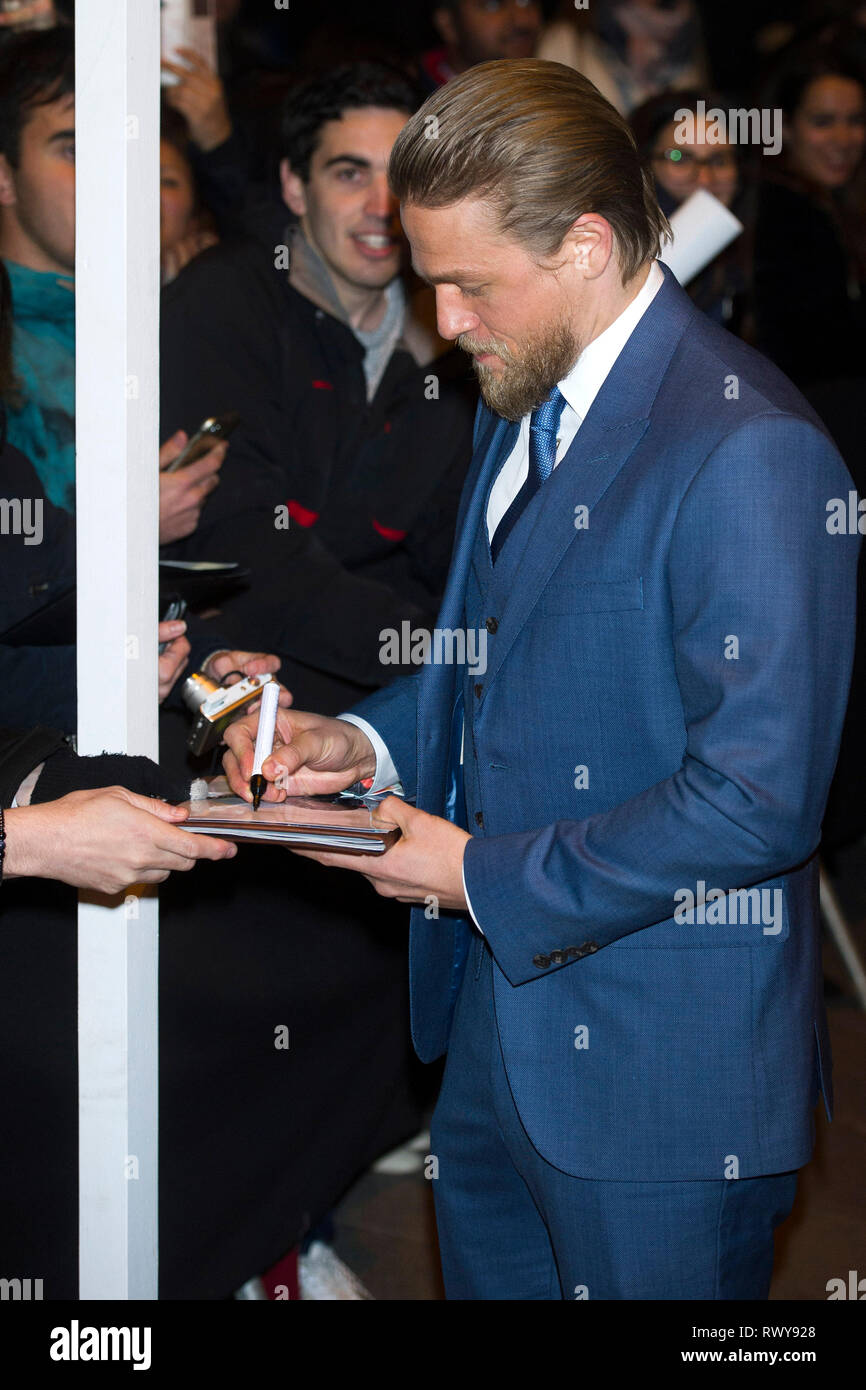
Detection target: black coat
<box><xmin>0</xmin><ymin>432</ymin><xmax>231</xmax><ymax>733</ymax></box>
<box><xmin>0</xmin><ymin>440</ymin><xmax>77</xmax><ymax>727</ymax></box>
<box><xmin>753</xmin><ymin>178</ymin><xmax>866</xmax><ymax>391</ymax></box>
<box><xmin>159</xmin><ymin>233</ymin><xmax>477</xmax><ymax>714</ymax></box>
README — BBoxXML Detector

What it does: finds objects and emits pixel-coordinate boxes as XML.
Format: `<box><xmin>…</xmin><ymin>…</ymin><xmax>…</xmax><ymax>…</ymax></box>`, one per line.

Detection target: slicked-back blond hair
<box><xmin>389</xmin><ymin>59</ymin><xmax>669</xmax><ymax>282</ymax></box>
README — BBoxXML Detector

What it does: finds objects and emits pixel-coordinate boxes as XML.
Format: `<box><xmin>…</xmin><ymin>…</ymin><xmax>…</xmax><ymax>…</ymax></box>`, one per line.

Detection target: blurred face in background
<box><xmin>160</xmin><ymin>139</ymin><xmax>197</xmax><ymax>253</ymax></box>
<box><xmin>651</xmin><ymin>113</ymin><xmax>738</xmax><ymax>209</ymax></box>
<box><xmin>0</xmin><ymin>90</ymin><xmax>75</xmax><ymax>274</ymax></box>
<box><xmin>281</xmin><ymin>107</ymin><xmax>409</xmax><ymax>304</ymax></box>
<box><xmin>434</xmin><ymin>0</ymin><xmax>542</xmax><ymax>69</ymax></box>
<box><xmin>786</xmin><ymin>75</ymin><xmax>866</xmax><ymax>191</ymax></box>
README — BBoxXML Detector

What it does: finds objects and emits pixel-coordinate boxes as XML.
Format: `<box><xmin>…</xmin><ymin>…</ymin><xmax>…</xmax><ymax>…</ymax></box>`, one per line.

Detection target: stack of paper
<box><xmin>178</xmin><ymin>792</ymin><xmax>401</xmax><ymax>854</ymax></box>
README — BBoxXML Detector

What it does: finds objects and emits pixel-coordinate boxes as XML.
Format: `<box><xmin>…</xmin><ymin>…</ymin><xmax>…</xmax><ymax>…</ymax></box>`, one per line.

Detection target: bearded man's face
<box><xmin>401</xmin><ymin>196</ymin><xmax>582</xmax><ymax>421</ymax></box>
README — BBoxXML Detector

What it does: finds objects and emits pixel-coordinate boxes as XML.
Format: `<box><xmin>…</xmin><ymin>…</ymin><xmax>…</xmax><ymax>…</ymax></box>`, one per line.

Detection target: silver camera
<box><xmin>182</xmin><ymin>670</ymin><xmax>275</xmax><ymax>757</ymax></box>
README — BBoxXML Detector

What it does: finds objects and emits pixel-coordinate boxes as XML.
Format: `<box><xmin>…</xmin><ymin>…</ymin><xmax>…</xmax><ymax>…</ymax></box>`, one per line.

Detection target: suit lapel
<box><xmin>479</xmin><ymin>264</ymin><xmax>694</xmax><ymax>698</ymax></box>
<box><xmin>437</xmin><ymin>410</ymin><xmax>518</xmax><ymax>632</ymax></box>
<box><xmin>417</xmin><ymin>409</ymin><xmax>518</xmax><ymax>802</ymax></box>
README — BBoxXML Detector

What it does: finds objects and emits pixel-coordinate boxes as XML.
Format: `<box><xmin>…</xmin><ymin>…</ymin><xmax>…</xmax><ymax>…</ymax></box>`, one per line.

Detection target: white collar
<box><xmin>557</xmin><ymin>259</ymin><xmax>664</xmax><ymax>423</ymax></box>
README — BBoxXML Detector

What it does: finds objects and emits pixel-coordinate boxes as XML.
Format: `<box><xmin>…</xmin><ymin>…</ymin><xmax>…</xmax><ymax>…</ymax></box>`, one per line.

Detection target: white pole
<box><xmin>75</xmin><ymin>0</ymin><xmax>161</xmax><ymax>1299</ymax></box>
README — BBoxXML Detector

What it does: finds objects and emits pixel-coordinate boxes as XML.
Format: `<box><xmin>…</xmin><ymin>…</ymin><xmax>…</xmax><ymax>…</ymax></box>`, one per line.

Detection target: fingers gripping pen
<box><xmin>249</xmin><ymin>680</ymin><xmax>280</xmax><ymax>811</ymax></box>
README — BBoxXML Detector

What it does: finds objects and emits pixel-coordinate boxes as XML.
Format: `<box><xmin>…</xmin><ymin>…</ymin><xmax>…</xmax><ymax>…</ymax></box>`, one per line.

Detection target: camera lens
<box><xmin>181</xmin><ymin>671</ymin><xmax>219</xmax><ymax>714</ymax></box>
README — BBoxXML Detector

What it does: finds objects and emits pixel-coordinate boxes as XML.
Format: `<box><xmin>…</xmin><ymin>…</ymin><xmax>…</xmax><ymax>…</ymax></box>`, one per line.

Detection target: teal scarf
<box><xmin>5</xmin><ymin>260</ymin><xmax>76</xmax><ymax>513</ymax></box>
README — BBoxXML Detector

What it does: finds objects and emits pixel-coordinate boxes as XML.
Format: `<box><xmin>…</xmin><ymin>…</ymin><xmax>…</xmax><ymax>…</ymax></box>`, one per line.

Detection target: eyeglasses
<box><xmin>652</xmin><ymin>148</ymin><xmax>738</xmax><ymax>176</ymax></box>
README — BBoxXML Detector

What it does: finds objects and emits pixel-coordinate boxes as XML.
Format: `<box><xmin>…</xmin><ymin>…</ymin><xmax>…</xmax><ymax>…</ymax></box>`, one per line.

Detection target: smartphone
<box><xmin>164</xmin><ymin>411</ymin><xmax>240</xmax><ymax>473</ymax></box>
<box><xmin>158</xmin><ymin>595</ymin><xmax>187</xmax><ymax>654</ymax></box>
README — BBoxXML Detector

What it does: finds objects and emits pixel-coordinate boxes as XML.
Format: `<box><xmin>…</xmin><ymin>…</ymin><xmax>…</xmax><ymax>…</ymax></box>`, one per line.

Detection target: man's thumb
<box><xmin>374</xmin><ymin>794</ymin><xmax>411</xmax><ymax>829</ymax></box>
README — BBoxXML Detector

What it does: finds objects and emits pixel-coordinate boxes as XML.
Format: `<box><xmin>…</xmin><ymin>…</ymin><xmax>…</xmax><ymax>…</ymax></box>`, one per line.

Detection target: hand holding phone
<box><xmin>158</xmin><ymin>425</ymin><xmax>231</xmax><ymax>545</ymax></box>
<box><xmin>164</xmin><ymin>412</ymin><xmax>240</xmax><ymax>473</ymax></box>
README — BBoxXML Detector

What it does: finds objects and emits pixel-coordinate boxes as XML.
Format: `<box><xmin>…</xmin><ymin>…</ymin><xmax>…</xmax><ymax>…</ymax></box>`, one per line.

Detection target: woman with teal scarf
<box><xmin>4</xmin><ymin>258</ymin><xmax>75</xmax><ymax>513</ymax></box>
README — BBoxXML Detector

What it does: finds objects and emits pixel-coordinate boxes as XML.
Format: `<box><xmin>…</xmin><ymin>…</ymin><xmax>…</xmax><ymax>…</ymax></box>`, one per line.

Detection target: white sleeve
<box><xmin>461</xmin><ymin>859</ymin><xmax>484</xmax><ymax>936</ymax></box>
<box><xmin>337</xmin><ymin>714</ymin><xmax>402</xmax><ymax>794</ymax></box>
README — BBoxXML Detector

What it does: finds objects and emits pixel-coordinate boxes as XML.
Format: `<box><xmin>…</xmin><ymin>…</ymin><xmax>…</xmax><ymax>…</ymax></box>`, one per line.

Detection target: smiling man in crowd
<box><xmin>160</xmin><ymin>60</ymin><xmax>475</xmax><ymax>712</ymax></box>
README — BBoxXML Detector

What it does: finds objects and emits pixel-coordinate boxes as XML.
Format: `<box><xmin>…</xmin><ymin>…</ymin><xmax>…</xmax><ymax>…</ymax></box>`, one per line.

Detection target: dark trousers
<box><xmin>430</xmin><ymin>932</ymin><xmax>799</xmax><ymax>1300</ymax></box>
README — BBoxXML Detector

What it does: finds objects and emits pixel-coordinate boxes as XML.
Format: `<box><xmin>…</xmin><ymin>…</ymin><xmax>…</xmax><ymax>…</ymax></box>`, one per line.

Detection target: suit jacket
<box><xmin>350</xmin><ymin>264</ymin><xmax>859</xmax><ymax>1182</ymax></box>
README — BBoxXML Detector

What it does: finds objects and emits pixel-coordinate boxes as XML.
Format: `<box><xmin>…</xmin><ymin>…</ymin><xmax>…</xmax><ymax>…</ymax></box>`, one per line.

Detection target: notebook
<box><xmin>177</xmin><ymin>790</ymin><xmax>402</xmax><ymax>854</ymax></box>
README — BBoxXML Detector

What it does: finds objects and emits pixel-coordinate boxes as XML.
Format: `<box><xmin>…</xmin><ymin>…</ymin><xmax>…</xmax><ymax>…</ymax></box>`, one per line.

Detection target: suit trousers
<box><xmin>430</xmin><ymin>931</ymin><xmax>799</xmax><ymax>1300</ymax></box>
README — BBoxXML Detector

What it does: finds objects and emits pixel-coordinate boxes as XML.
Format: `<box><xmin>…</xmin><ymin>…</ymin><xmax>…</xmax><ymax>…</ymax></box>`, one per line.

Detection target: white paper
<box><xmin>661</xmin><ymin>189</ymin><xmax>743</xmax><ymax>287</ymax></box>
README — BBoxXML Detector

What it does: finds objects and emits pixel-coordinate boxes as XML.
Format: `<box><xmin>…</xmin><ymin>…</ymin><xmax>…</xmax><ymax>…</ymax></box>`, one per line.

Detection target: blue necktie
<box><xmin>490</xmin><ymin>385</ymin><xmax>567</xmax><ymax>564</ymax></box>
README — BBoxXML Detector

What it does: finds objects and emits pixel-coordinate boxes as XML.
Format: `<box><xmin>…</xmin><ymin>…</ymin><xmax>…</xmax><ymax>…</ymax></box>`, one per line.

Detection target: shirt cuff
<box><xmin>462</xmin><ymin>858</ymin><xmax>484</xmax><ymax>936</ymax></box>
<box><xmin>337</xmin><ymin>714</ymin><xmax>402</xmax><ymax>794</ymax></box>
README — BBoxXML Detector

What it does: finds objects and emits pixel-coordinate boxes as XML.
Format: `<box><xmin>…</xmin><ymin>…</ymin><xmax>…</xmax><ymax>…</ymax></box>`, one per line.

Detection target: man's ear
<box><xmin>561</xmin><ymin>213</ymin><xmax>614</xmax><ymax>281</ymax></box>
<box><xmin>433</xmin><ymin>7</ymin><xmax>458</xmax><ymax>48</ymax></box>
<box><xmin>279</xmin><ymin>158</ymin><xmax>307</xmax><ymax>219</ymax></box>
<box><xmin>0</xmin><ymin>155</ymin><xmax>18</xmax><ymax>209</ymax></box>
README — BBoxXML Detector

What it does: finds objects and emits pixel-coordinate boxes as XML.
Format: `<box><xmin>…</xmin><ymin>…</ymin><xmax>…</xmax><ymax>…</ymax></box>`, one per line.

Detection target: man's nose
<box><xmin>695</xmin><ymin>161</ymin><xmax>717</xmax><ymax>187</ymax></box>
<box><xmin>436</xmin><ymin>287</ymin><xmax>480</xmax><ymax>341</ymax></box>
<box><xmin>365</xmin><ymin>175</ymin><xmax>399</xmax><ymax>222</ymax></box>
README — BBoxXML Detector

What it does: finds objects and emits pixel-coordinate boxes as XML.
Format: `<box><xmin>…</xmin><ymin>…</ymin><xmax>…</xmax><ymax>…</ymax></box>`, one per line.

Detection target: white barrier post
<box><xmin>75</xmin><ymin>0</ymin><xmax>161</xmax><ymax>1299</ymax></box>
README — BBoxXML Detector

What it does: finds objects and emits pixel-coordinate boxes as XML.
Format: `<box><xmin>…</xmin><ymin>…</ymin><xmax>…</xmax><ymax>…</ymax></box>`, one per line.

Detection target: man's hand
<box><xmin>162</xmin><ymin>47</ymin><xmax>233</xmax><ymax>152</ymax></box>
<box><xmin>158</xmin><ymin>619</ymin><xmax>191</xmax><ymax>702</ymax></box>
<box><xmin>158</xmin><ymin>430</ymin><xmax>226</xmax><ymax>544</ymax></box>
<box><xmin>291</xmin><ymin>798</ymin><xmax>470</xmax><ymax>912</ymax></box>
<box><xmin>203</xmin><ymin>650</ymin><xmax>283</xmax><ymax>686</ymax></box>
<box><xmin>3</xmin><ymin>787</ymin><xmax>236</xmax><ymax>894</ymax></box>
<box><xmin>162</xmin><ymin>228</ymin><xmax>219</xmax><ymax>286</ymax></box>
<box><xmin>223</xmin><ymin>708</ymin><xmax>377</xmax><ymax>801</ymax></box>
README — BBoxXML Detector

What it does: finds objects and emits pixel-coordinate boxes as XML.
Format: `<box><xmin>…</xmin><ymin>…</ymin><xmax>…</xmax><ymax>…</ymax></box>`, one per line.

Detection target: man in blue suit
<box><xmin>224</xmin><ymin>60</ymin><xmax>859</xmax><ymax>1299</ymax></box>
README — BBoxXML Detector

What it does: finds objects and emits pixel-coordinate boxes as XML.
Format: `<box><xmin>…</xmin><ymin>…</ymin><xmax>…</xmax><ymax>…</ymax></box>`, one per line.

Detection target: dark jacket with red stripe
<box><xmin>159</xmin><ymin>227</ymin><xmax>477</xmax><ymax>713</ymax></box>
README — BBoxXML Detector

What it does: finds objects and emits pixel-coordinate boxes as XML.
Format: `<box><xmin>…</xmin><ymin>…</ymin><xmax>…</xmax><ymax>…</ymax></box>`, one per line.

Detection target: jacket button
<box><xmin>474</xmin><ymin>682</ymin><xmax>483</xmax><ymax>698</ymax></box>
<box><xmin>474</xmin><ymin>811</ymin><xmax>484</xmax><ymax>829</ymax></box>
<box><xmin>549</xmin><ymin>949</ymin><xmax>566</xmax><ymax>965</ymax></box>
<box><xmin>485</xmin><ymin>617</ymin><xmax>498</xmax><ymax>634</ymax></box>
<box><xmin>581</xmin><ymin>941</ymin><xmax>599</xmax><ymax>954</ymax></box>
<box><xmin>532</xmin><ymin>953</ymin><xmax>551</xmax><ymax>969</ymax></box>
<box><xmin>566</xmin><ymin>946</ymin><xmax>581</xmax><ymax>959</ymax></box>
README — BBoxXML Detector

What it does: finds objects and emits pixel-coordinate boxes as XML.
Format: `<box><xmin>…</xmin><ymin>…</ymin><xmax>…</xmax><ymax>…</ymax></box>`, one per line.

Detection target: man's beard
<box><xmin>458</xmin><ymin>318</ymin><xmax>581</xmax><ymax>422</ymax></box>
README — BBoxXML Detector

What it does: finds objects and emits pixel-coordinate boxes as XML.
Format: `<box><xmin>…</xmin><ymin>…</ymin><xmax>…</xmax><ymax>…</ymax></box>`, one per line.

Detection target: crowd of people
<box><xmin>0</xmin><ymin>0</ymin><xmax>863</xmax><ymax>1301</ymax></box>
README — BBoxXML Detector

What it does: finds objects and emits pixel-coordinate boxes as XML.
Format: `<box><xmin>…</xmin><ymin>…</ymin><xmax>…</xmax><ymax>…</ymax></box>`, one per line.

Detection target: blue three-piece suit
<box><xmin>350</xmin><ymin>265</ymin><xmax>858</xmax><ymax>1299</ymax></box>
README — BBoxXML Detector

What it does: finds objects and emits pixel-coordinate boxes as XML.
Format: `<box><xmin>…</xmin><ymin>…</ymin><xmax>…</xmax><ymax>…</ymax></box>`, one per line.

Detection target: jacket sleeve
<box><xmin>0</xmin><ymin>724</ymin><xmax>188</xmax><ymax>811</ymax></box>
<box><xmin>0</xmin><ymin>726</ymin><xmax>69</xmax><ymax>807</ymax></box>
<box><xmin>0</xmin><ymin>645</ymin><xmax>77</xmax><ymax>733</ymax></box>
<box><xmin>463</xmin><ymin>415</ymin><xmax>860</xmax><ymax>985</ymax></box>
<box><xmin>345</xmin><ymin>671</ymin><xmax>423</xmax><ymax>801</ymax></box>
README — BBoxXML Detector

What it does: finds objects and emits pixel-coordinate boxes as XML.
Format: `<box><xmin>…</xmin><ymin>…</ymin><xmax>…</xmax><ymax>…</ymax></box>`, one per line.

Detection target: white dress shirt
<box><xmin>340</xmin><ymin>260</ymin><xmax>665</xmax><ymax>924</ymax></box>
